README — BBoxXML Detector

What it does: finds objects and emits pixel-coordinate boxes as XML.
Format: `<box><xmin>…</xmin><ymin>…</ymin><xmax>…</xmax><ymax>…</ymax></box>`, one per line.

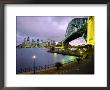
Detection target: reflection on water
<box><xmin>16</xmin><ymin>48</ymin><xmax>78</xmax><ymax>71</ymax></box>
<box><xmin>53</xmin><ymin>53</ymin><xmax>57</xmax><ymax>57</ymax></box>
<box><xmin>61</xmin><ymin>56</ymin><xmax>78</xmax><ymax>64</ymax></box>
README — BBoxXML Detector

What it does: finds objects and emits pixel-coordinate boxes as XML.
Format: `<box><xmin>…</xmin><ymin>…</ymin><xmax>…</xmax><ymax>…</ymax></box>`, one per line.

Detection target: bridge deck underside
<box><xmin>63</xmin><ymin>30</ymin><xmax>86</xmax><ymax>44</ymax></box>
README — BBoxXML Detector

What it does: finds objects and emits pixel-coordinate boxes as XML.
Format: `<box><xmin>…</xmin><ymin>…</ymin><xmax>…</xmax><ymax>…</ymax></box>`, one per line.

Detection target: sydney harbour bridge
<box><xmin>56</xmin><ymin>17</ymin><xmax>88</xmax><ymax>48</ymax></box>
<box><xmin>17</xmin><ymin>16</ymin><xmax>94</xmax><ymax>74</ymax></box>
<box><xmin>64</xmin><ymin>18</ymin><xmax>87</xmax><ymax>44</ymax></box>
<box><xmin>56</xmin><ymin>16</ymin><xmax>94</xmax><ymax>49</ymax></box>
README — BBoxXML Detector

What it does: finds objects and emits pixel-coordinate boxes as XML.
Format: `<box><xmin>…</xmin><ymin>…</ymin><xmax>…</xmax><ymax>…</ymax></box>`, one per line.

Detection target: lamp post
<box><xmin>32</xmin><ymin>55</ymin><xmax>36</xmax><ymax>74</ymax></box>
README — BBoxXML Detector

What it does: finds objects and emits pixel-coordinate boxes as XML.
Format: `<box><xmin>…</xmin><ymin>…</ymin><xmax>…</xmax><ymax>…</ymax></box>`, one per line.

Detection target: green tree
<box><xmin>55</xmin><ymin>62</ymin><xmax>63</xmax><ymax>70</ymax></box>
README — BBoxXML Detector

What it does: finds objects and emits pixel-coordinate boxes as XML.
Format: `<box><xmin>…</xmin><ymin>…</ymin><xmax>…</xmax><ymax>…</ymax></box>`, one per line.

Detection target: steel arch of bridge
<box><xmin>63</xmin><ymin>18</ymin><xmax>88</xmax><ymax>44</ymax></box>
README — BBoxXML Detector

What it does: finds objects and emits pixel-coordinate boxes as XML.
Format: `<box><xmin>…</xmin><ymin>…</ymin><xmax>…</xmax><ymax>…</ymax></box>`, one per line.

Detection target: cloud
<box><xmin>69</xmin><ymin>37</ymin><xmax>87</xmax><ymax>46</ymax></box>
<box><xmin>16</xmin><ymin>16</ymin><xmax>86</xmax><ymax>45</ymax></box>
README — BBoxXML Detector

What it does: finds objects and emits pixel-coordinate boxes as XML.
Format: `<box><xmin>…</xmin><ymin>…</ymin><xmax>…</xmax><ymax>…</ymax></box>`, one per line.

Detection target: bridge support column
<box><xmin>63</xmin><ymin>42</ymin><xmax>69</xmax><ymax>49</ymax></box>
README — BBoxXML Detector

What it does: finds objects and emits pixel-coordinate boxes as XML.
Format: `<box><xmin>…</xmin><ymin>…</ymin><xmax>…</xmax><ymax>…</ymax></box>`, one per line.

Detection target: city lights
<box><xmin>16</xmin><ymin>16</ymin><xmax>94</xmax><ymax>74</ymax></box>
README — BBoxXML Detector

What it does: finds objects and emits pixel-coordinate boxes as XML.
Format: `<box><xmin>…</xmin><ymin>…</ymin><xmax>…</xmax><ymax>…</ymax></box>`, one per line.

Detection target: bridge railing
<box><xmin>16</xmin><ymin>64</ymin><xmax>55</xmax><ymax>74</ymax></box>
<box><xmin>16</xmin><ymin>61</ymin><xmax>79</xmax><ymax>74</ymax></box>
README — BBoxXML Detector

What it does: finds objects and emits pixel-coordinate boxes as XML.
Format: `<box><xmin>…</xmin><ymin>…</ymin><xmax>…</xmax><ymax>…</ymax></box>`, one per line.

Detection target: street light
<box><xmin>32</xmin><ymin>55</ymin><xmax>36</xmax><ymax>74</ymax></box>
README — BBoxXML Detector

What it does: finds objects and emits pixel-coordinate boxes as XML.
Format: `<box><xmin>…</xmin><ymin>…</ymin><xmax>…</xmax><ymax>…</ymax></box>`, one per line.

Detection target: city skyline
<box><xmin>16</xmin><ymin>16</ymin><xmax>94</xmax><ymax>74</ymax></box>
<box><xmin>16</xmin><ymin>16</ymin><xmax>87</xmax><ymax>45</ymax></box>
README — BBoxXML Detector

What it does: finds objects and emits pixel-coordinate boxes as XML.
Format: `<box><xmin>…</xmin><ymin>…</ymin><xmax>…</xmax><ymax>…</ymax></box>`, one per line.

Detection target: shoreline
<box><xmin>47</xmin><ymin>50</ymin><xmax>82</xmax><ymax>57</ymax></box>
<box><xmin>17</xmin><ymin>58</ymin><xmax>92</xmax><ymax>74</ymax></box>
<box><xmin>17</xmin><ymin>52</ymin><xmax>93</xmax><ymax>74</ymax></box>
<box><xmin>17</xmin><ymin>47</ymin><xmax>94</xmax><ymax>74</ymax></box>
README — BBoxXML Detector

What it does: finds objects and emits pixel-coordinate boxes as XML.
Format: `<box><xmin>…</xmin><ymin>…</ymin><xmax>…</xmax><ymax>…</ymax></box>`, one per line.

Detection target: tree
<box><xmin>55</xmin><ymin>62</ymin><xmax>63</xmax><ymax>70</ymax></box>
<box><xmin>77</xmin><ymin>57</ymin><xmax>81</xmax><ymax>64</ymax></box>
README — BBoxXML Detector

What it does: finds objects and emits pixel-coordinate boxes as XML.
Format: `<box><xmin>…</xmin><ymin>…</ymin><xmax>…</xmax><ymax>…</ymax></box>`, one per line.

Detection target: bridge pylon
<box><xmin>87</xmin><ymin>16</ymin><xmax>94</xmax><ymax>46</ymax></box>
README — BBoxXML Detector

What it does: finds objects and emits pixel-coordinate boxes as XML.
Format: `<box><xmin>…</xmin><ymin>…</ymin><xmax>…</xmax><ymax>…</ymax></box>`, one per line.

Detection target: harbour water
<box><xmin>16</xmin><ymin>48</ymin><xmax>77</xmax><ymax>72</ymax></box>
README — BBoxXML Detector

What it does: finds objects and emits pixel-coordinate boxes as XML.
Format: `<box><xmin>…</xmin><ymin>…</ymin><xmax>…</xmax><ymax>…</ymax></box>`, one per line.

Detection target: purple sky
<box><xmin>16</xmin><ymin>16</ymin><xmax>87</xmax><ymax>45</ymax></box>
